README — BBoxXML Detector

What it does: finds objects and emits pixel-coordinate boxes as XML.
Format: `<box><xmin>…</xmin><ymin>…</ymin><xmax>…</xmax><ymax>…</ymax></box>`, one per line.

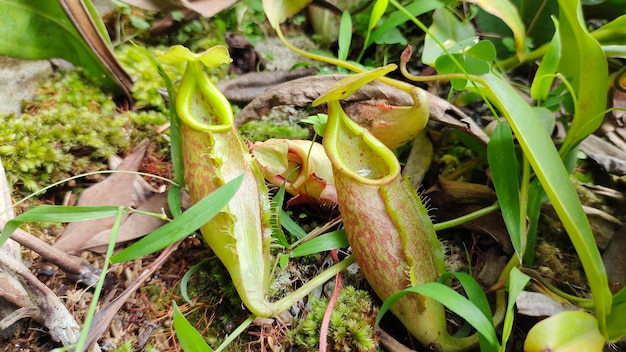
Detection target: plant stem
<box><xmin>433</xmin><ymin>202</ymin><xmax>500</xmax><ymax>231</ymax></box>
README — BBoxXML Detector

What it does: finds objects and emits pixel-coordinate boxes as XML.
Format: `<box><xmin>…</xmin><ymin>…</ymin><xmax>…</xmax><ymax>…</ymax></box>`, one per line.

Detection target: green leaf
<box><xmin>531</xmin><ymin>19</ymin><xmax>561</xmax><ymax>101</ymax></box>
<box><xmin>111</xmin><ymin>175</ymin><xmax>243</xmax><ymax>263</ymax></box>
<box><xmin>368</xmin><ymin>0</ymin><xmax>444</xmax><ymax>48</ymax></box>
<box><xmin>422</xmin><ymin>8</ymin><xmax>475</xmax><ymax>65</ymax></box>
<box><xmin>376</xmin><ymin>282</ymin><xmax>500</xmax><ymax>350</ymax></box>
<box><xmin>172</xmin><ymin>302</ymin><xmax>213</xmax><ymax>352</ymax></box>
<box><xmin>0</xmin><ymin>206</ymin><xmax>123</xmax><ymax>249</ymax></box>
<box><xmin>488</xmin><ymin>122</ymin><xmax>522</xmax><ymax>258</ymax></box>
<box><xmin>524</xmin><ymin>311</ymin><xmax>605</xmax><ymax>352</ymax></box>
<box><xmin>291</xmin><ymin>229</ymin><xmax>349</xmax><ymax>258</ymax></box>
<box><xmin>280</xmin><ymin>210</ymin><xmax>307</xmax><ymax>240</ymax></box>
<box><xmin>180</xmin><ymin>259</ymin><xmax>211</xmax><ymax>304</ymax></box>
<box><xmin>262</xmin><ymin>0</ymin><xmax>313</xmax><ymax>29</ymax></box>
<box><xmin>476</xmin><ymin>73</ymin><xmax>611</xmax><ymax>334</ymax></box>
<box><xmin>369</xmin><ymin>0</ymin><xmax>388</xmax><ymax>31</ymax></box>
<box><xmin>557</xmin><ymin>0</ymin><xmax>608</xmax><ymax>156</ymax></box>
<box><xmin>337</xmin><ymin>11</ymin><xmax>352</xmax><ymax>62</ymax></box>
<box><xmin>470</xmin><ymin>0</ymin><xmax>527</xmax><ymax>59</ymax></box>
<box><xmin>0</xmin><ymin>0</ymin><xmax>124</xmax><ymax>94</ymax></box>
<box><xmin>501</xmin><ymin>268</ymin><xmax>530</xmax><ymax>350</ymax></box>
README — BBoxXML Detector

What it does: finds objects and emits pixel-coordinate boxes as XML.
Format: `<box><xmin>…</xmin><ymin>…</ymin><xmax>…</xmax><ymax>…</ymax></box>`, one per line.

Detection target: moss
<box><xmin>288</xmin><ymin>286</ymin><xmax>379</xmax><ymax>352</ymax></box>
<box><xmin>239</xmin><ymin>118</ymin><xmax>310</xmax><ymax>143</ymax></box>
<box><xmin>0</xmin><ymin>70</ymin><xmax>129</xmax><ymax>195</ymax></box>
<box><xmin>115</xmin><ymin>44</ymin><xmax>185</xmax><ymax>112</ymax></box>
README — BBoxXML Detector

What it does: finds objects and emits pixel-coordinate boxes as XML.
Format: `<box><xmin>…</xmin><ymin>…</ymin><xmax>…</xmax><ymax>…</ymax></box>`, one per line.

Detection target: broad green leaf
<box><xmin>172</xmin><ymin>303</ymin><xmax>213</xmax><ymax>352</ymax></box>
<box><xmin>262</xmin><ymin>0</ymin><xmax>313</xmax><ymax>29</ymax></box>
<box><xmin>337</xmin><ymin>11</ymin><xmax>352</xmax><ymax>62</ymax></box>
<box><xmin>291</xmin><ymin>229</ymin><xmax>349</xmax><ymax>258</ymax></box>
<box><xmin>111</xmin><ymin>175</ymin><xmax>243</xmax><ymax>263</ymax></box>
<box><xmin>557</xmin><ymin>0</ymin><xmax>608</xmax><ymax>156</ymax></box>
<box><xmin>501</xmin><ymin>268</ymin><xmax>531</xmax><ymax>351</ymax></box>
<box><xmin>422</xmin><ymin>8</ymin><xmax>475</xmax><ymax>65</ymax></box>
<box><xmin>0</xmin><ymin>0</ymin><xmax>125</xmax><ymax>94</ymax></box>
<box><xmin>376</xmin><ymin>282</ymin><xmax>500</xmax><ymax>350</ymax></box>
<box><xmin>488</xmin><ymin>123</ymin><xmax>522</xmax><ymax>258</ymax></box>
<box><xmin>467</xmin><ymin>0</ymin><xmax>526</xmax><ymax>59</ymax></box>
<box><xmin>531</xmin><ymin>19</ymin><xmax>561</xmax><ymax>101</ymax></box>
<box><xmin>524</xmin><ymin>311</ymin><xmax>605</xmax><ymax>352</ymax></box>
<box><xmin>476</xmin><ymin>73</ymin><xmax>611</xmax><ymax>333</ymax></box>
<box><xmin>0</xmin><ymin>206</ymin><xmax>123</xmax><ymax>248</ymax></box>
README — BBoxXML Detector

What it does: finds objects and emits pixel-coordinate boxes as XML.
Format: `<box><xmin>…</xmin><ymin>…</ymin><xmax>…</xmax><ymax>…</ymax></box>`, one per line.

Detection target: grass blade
<box><xmin>111</xmin><ymin>175</ymin><xmax>243</xmax><ymax>263</ymax></box>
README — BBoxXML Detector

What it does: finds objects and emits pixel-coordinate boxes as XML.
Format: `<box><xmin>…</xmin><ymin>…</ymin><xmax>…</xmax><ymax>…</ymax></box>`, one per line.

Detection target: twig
<box><xmin>376</xmin><ymin>327</ymin><xmax>417</xmax><ymax>352</ymax></box>
<box><xmin>1</xmin><ymin>220</ymin><xmax>102</xmax><ymax>285</ymax></box>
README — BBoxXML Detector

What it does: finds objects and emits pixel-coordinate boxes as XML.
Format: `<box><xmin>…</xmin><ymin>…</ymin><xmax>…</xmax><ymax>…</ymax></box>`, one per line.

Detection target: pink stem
<box><xmin>319</xmin><ymin>249</ymin><xmax>342</xmax><ymax>352</ymax></box>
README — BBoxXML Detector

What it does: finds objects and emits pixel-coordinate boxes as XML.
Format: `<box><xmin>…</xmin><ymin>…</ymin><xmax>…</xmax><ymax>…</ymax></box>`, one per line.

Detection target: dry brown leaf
<box><xmin>580</xmin><ymin>134</ymin><xmax>626</xmax><ymax>175</ymax></box>
<box><xmin>59</xmin><ymin>0</ymin><xmax>133</xmax><ymax>102</ymax></box>
<box><xmin>516</xmin><ymin>291</ymin><xmax>580</xmax><ymax>317</ymax></box>
<box><xmin>121</xmin><ymin>0</ymin><xmax>238</xmax><ymax>17</ymax></box>
<box><xmin>235</xmin><ymin>74</ymin><xmax>490</xmax><ymax>143</ymax></box>
<box><xmin>79</xmin><ymin>191</ymin><xmax>191</xmax><ymax>253</ymax></box>
<box><xmin>53</xmin><ymin>141</ymin><xmax>149</xmax><ymax>253</ymax></box>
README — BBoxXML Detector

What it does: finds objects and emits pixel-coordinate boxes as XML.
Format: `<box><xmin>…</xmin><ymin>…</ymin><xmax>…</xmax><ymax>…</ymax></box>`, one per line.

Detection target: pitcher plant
<box><xmin>313</xmin><ymin>65</ymin><xmax>478</xmax><ymax>351</ymax></box>
<box><xmin>157</xmin><ymin>45</ymin><xmax>354</xmax><ymax>318</ymax></box>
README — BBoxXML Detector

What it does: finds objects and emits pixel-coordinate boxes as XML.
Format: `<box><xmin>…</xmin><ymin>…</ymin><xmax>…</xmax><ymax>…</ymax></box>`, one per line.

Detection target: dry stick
<box><xmin>376</xmin><ymin>327</ymin><xmax>417</xmax><ymax>352</ymax></box>
<box><xmin>0</xmin><ymin>250</ymin><xmax>82</xmax><ymax>347</ymax></box>
<box><xmin>1</xmin><ymin>220</ymin><xmax>102</xmax><ymax>286</ymax></box>
<box><xmin>83</xmin><ymin>240</ymin><xmax>182</xmax><ymax>349</ymax></box>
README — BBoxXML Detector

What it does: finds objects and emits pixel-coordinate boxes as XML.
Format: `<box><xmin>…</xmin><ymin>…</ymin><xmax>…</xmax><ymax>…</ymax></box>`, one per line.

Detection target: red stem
<box><xmin>319</xmin><ymin>249</ymin><xmax>342</xmax><ymax>352</ymax></box>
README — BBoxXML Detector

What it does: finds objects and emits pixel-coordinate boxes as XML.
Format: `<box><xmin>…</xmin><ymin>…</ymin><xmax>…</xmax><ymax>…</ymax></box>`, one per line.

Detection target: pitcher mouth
<box><xmin>323</xmin><ymin>100</ymin><xmax>400</xmax><ymax>186</ymax></box>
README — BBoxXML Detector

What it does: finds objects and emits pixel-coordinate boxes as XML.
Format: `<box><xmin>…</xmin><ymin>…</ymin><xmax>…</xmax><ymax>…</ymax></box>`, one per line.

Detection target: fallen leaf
<box><xmin>235</xmin><ymin>74</ymin><xmax>490</xmax><ymax>144</ymax></box>
<box><xmin>53</xmin><ymin>141</ymin><xmax>149</xmax><ymax>253</ymax></box>
<box><xmin>218</xmin><ymin>67</ymin><xmax>318</xmax><ymax>104</ymax></box>
<box><xmin>516</xmin><ymin>291</ymin><xmax>580</xmax><ymax>317</ymax></box>
<box><xmin>79</xmin><ymin>191</ymin><xmax>191</xmax><ymax>253</ymax></box>
<box><xmin>580</xmin><ymin>134</ymin><xmax>626</xmax><ymax>175</ymax></box>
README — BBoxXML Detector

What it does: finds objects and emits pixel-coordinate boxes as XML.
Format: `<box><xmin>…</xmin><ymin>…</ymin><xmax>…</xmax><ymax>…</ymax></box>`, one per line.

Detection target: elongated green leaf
<box><xmin>557</xmin><ymin>0</ymin><xmax>608</xmax><ymax>156</ymax></box>
<box><xmin>476</xmin><ymin>73</ymin><xmax>611</xmax><ymax>333</ymax></box>
<box><xmin>376</xmin><ymin>282</ymin><xmax>500</xmax><ymax>350</ymax></box>
<box><xmin>369</xmin><ymin>0</ymin><xmax>388</xmax><ymax>31</ymax></box>
<box><xmin>180</xmin><ymin>259</ymin><xmax>211</xmax><ymax>304</ymax></box>
<box><xmin>0</xmin><ymin>205</ymin><xmax>123</xmax><ymax>248</ymax></box>
<box><xmin>501</xmin><ymin>268</ymin><xmax>530</xmax><ymax>351</ymax></box>
<box><xmin>337</xmin><ymin>11</ymin><xmax>352</xmax><ymax>62</ymax></box>
<box><xmin>291</xmin><ymin>229</ymin><xmax>348</xmax><ymax>258</ymax></box>
<box><xmin>467</xmin><ymin>0</ymin><xmax>526</xmax><ymax>59</ymax></box>
<box><xmin>280</xmin><ymin>210</ymin><xmax>307</xmax><ymax>239</ymax></box>
<box><xmin>488</xmin><ymin>122</ymin><xmax>522</xmax><ymax>258</ymax></box>
<box><xmin>111</xmin><ymin>175</ymin><xmax>243</xmax><ymax>263</ymax></box>
<box><xmin>173</xmin><ymin>302</ymin><xmax>213</xmax><ymax>352</ymax></box>
<box><xmin>0</xmin><ymin>0</ymin><xmax>126</xmax><ymax>95</ymax></box>
<box><xmin>531</xmin><ymin>19</ymin><xmax>561</xmax><ymax>101</ymax></box>
<box><xmin>440</xmin><ymin>272</ymin><xmax>496</xmax><ymax>352</ymax></box>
